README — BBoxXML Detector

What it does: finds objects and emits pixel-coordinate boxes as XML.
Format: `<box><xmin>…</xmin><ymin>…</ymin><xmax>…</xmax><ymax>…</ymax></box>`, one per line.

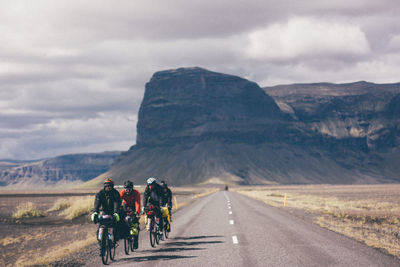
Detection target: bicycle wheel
<box><xmin>150</xmin><ymin>218</ymin><xmax>156</xmax><ymax>247</ymax></box>
<box><xmin>155</xmin><ymin>224</ymin><xmax>160</xmax><ymax>245</ymax></box>
<box><xmin>130</xmin><ymin>236</ymin><xmax>135</xmax><ymax>252</ymax></box>
<box><xmin>109</xmin><ymin>239</ymin><xmax>116</xmax><ymax>261</ymax></box>
<box><xmin>101</xmin><ymin>230</ymin><xmax>108</xmax><ymax>265</ymax></box>
<box><xmin>124</xmin><ymin>238</ymin><xmax>130</xmax><ymax>255</ymax></box>
<box><xmin>164</xmin><ymin>219</ymin><xmax>169</xmax><ymax>239</ymax></box>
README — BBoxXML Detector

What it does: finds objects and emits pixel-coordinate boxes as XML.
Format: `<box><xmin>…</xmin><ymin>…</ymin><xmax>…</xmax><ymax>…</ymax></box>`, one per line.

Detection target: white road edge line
<box><xmin>232</xmin><ymin>235</ymin><xmax>238</xmax><ymax>244</ymax></box>
<box><xmin>223</xmin><ymin>192</ymin><xmax>230</xmax><ymax>201</ymax></box>
<box><xmin>229</xmin><ymin>220</ymin><xmax>234</xmax><ymax>225</ymax></box>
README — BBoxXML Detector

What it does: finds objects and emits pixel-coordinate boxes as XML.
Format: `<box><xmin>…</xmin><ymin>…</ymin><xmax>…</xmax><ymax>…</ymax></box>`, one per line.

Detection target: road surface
<box><xmin>84</xmin><ymin>191</ymin><xmax>400</xmax><ymax>266</ymax></box>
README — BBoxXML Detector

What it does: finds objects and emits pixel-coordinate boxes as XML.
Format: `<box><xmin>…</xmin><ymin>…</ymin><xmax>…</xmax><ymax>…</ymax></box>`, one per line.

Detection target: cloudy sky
<box><xmin>1</xmin><ymin>0</ymin><xmax>400</xmax><ymax>160</ymax></box>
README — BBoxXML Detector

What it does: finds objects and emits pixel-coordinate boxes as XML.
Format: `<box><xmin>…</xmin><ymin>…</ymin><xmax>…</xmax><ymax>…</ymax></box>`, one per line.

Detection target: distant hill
<box><xmin>0</xmin><ymin>151</ymin><xmax>121</xmax><ymax>187</ymax></box>
<box><xmin>87</xmin><ymin>67</ymin><xmax>400</xmax><ymax>186</ymax></box>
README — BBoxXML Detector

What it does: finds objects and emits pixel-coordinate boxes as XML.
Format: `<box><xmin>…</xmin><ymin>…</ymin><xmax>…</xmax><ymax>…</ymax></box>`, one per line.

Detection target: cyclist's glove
<box><xmin>91</xmin><ymin>212</ymin><xmax>98</xmax><ymax>224</ymax></box>
<box><xmin>113</xmin><ymin>213</ymin><xmax>120</xmax><ymax>222</ymax></box>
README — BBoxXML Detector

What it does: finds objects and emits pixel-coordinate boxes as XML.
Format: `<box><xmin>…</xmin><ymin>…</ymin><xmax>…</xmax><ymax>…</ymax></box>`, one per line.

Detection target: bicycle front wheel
<box><xmin>101</xmin><ymin>230</ymin><xmax>108</xmax><ymax>265</ymax></box>
<box><xmin>150</xmin><ymin>219</ymin><xmax>156</xmax><ymax>247</ymax></box>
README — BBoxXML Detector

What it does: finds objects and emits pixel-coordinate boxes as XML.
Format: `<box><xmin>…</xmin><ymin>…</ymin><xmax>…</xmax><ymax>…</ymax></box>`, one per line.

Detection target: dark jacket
<box><xmin>143</xmin><ymin>183</ymin><xmax>163</xmax><ymax>207</ymax></box>
<box><xmin>93</xmin><ymin>188</ymin><xmax>121</xmax><ymax>215</ymax></box>
<box><xmin>161</xmin><ymin>187</ymin><xmax>172</xmax><ymax>207</ymax></box>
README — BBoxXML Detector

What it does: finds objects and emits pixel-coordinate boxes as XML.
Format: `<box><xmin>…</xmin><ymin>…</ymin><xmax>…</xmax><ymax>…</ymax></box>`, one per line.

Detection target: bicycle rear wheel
<box><xmin>164</xmin><ymin>219</ymin><xmax>169</xmax><ymax>239</ymax></box>
<box><xmin>155</xmin><ymin>224</ymin><xmax>160</xmax><ymax>245</ymax></box>
<box><xmin>130</xmin><ymin>236</ymin><xmax>135</xmax><ymax>252</ymax></box>
<box><xmin>109</xmin><ymin>239</ymin><xmax>116</xmax><ymax>261</ymax></box>
<box><xmin>124</xmin><ymin>238</ymin><xmax>130</xmax><ymax>255</ymax></box>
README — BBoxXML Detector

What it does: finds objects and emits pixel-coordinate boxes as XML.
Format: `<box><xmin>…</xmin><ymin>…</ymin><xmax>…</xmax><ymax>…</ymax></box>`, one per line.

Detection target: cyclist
<box><xmin>160</xmin><ymin>180</ymin><xmax>172</xmax><ymax>231</ymax></box>
<box><xmin>142</xmin><ymin>177</ymin><xmax>164</xmax><ymax>238</ymax></box>
<box><xmin>120</xmin><ymin>180</ymin><xmax>141</xmax><ymax>249</ymax></box>
<box><xmin>91</xmin><ymin>178</ymin><xmax>121</xmax><ymax>250</ymax></box>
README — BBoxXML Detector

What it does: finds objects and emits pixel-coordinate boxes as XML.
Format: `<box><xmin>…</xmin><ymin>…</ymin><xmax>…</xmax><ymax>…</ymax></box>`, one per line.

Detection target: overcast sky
<box><xmin>1</xmin><ymin>0</ymin><xmax>400</xmax><ymax>160</ymax></box>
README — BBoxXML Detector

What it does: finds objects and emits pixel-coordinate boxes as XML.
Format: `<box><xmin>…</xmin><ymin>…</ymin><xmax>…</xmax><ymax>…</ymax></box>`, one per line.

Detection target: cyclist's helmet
<box><xmin>104</xmin><ymin>178</ymin><xmax>114</xmax><ymax>188</ymax></box>
<box><xmin>124</xmin><ymin>180</ymin><xmax>133</xmax><ymax>190</ymax></box>
<box><xmin>161</xmin><ymin>180</ymin><xmax>167</xmax><ymax>188</ymax></box>
<box><xmin>147</xmin><ymin>177</ymin><xmax>156</xmax><ymax>185</ymax></box>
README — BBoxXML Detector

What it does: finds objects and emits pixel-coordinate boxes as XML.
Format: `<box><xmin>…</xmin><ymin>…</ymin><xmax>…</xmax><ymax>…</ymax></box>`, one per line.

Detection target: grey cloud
<box><xmin>1</xmin><ymin>0</ymin><xmax>400</xmax><ymax>159</ymax></box>
<box><xmin>0</xmin><ymin>114</ymin><xmax>51</xmax><ymax>129</ymax></box>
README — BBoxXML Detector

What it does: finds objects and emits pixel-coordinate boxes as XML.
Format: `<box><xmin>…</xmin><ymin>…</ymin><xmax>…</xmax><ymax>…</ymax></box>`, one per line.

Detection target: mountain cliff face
<box><xmin>264</xmin><ymin>82</ymin><xmax>400</xmax><ymax>151</ymax></box>
<box><xmin>92</xmin><ymin>68</ymin><xmax>400</xmax><ymax>186</ymax></box>
<box><xmin>0</xmin><ymin>152</ymin><xmax>121</xmax><ymax>187</ymax></box>
<box><xmin>136</xmin><ymin>67</ymin><xmax>290</xmax><ymax>146</ymax></box>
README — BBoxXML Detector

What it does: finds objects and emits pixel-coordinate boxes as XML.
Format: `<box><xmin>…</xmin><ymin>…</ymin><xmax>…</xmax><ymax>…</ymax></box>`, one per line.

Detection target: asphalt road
<box><xmin>85</xmin><ymin>191</ymin><xmax>400</xmax><ymax>266</ymax></box>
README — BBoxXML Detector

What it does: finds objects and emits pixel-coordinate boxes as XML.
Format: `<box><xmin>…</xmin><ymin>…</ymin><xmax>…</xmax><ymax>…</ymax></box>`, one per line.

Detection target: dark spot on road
<box><xmin>116</xmin><ymin>255</ymin><xmax>197</xmax><ymax>263</ymax></box>
<box><xmin>172</xmin><ymin>235</ymin><xmax>223</xmax><ymax>240</ymax></box>
<box><xmin>165</xmin><ymin>241</ymin><xmax>224</xmax><ymax>246</ymax></box>
<box><xmin>140</xmin><ymin>247</ymin><xmax>205</xmax><ymax>253</ymax></box>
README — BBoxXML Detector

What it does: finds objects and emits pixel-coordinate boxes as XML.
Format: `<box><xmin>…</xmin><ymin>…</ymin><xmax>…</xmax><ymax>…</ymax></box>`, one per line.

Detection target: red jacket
<box><xmin>120</xmin><ymin>189</ymin><xmax>141</xmax><ymax>214</ymax></box>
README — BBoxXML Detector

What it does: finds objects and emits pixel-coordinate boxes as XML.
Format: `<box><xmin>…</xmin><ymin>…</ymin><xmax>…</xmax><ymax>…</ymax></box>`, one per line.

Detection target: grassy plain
<box><xmin>235</xmin><ymin>184</ymin><xmax>400</xmax><ymax>259</ymax></box>
<box><xmin>0</xmin><ymin>186</ymin><xmax>215</xmax><ymax>266</ymax></box>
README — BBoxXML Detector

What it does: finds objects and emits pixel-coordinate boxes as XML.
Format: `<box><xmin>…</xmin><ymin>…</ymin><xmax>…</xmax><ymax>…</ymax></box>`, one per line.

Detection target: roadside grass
<box><xmin>0</xmin><ymin>232</ymin><xmax>48</xmax><ymax>247</ymax></box>
<box><xmin>14</xmin><ymin>232</ymin><xmax>96</xmax><ymax>267</ymax></box>
<box><xmin>35</xmin><ymin>233</ymin><xmax>96</xmax><ymax>266</ymax></box>
<box><xmin>12</xmin><ymin>202</ymin><xmax>43</xmax><ymax>219</ymax></box>
<box><xmin>47</xmin><ymin>198</ymin><xmax>72</xmax><ymax>212</ymax></box>
<box><xmin>1</xmin><ymin>232</ymin><xmax>50</xmax><ymax>267</ymax></box>
<box><xmin>60</xmin><ymin>196</ymin><xmax>93</xmax><ymax>220</ymax></box>
<box><xmin>173</xmin><ymin>187</ymin><xmax>219</xmax><ymax>210</ymax></box>
<box><xmin>193</xmin><ymin>188</ymin><xmax>220</xmax><ymax>199</ymax></box>
<box><xmin>236</xmin><ymin>185</ymin><xmax>400</xmax><ymax>259</ymax></box>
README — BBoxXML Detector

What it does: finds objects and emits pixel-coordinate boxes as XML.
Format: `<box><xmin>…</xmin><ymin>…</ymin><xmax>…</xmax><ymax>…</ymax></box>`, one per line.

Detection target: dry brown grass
<box><xmin>1</xmin><ymin>231</ymin><xmax>51</xmax><ymax>267</ymax></box>
<box><xmin>47</xmin><ymin>198</ymin><xmax>72</xmax><ymax>212</ymax></box>
<box><xmin>14</xmin><ymin>232</ymin><xmax>97</xmax><ymax>266</ymax></box>
<box><xmin>60</xmin><ymin>196</ymin><xmax>93</xmax><ymax>219</ymax></box>
<box><xmin>235</xmin><ymin>184</ymin><xmax>400</xmax><ymax>259</ymax></box>
<box><xmin>0</xmin><ymin>232</ymin><xmax>49</xmax><ymax>247</ymax></box>
<box><xmin>12</xmin><ymin>202</ymin><xmax>43</xmax><ymax>219</ymax></box>
<box><xmin>173</xmin><ymin>187</ymin><xmax>219</xmax><ymax>210</ymax></box>
<box><xmin>193</xmin><ymin>188</ymin><xmax>220</xmax><ymax>199</ymax></box>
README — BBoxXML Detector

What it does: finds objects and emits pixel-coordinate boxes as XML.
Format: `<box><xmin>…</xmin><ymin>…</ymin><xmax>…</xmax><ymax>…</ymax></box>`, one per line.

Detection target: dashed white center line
<box><xmin>229</xmin><ymin>220</ymin><xmax>234</xmax><ymax>225</ymax></box>
<box><xmin>229</xmin><ymin>211</ymin><xmax>232</xmax><ymax>214</ymax></box>
<box><xmin>232</xmin><ymin>235</ymin><xmax>238</xmax><ymax>244</ymax></box>
<box><xmin>228</xmin><ymin>206</ymin><xmax>231</xmax><ymax>209</ymax></box>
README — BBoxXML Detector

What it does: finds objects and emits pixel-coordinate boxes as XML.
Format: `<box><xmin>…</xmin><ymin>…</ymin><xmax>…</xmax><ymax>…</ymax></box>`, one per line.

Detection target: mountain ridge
<box><xmin>89</xmin><ymin>67</ymin><xmax>400</xmax><ymax>186</ymax></box>
<box><xmin>0</xmin><ymin>151</ymin><xmax>121</xmax><ymax>187</ymax></box>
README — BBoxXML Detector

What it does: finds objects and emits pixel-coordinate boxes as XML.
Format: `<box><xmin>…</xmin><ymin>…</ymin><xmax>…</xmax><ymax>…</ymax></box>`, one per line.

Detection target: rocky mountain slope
<box><xmin>89</xmin><ymin>67</ymin><xmax>400</xmax><ymax>186</ymax></box>
<box><xmin>0</xmin><ymin>151</ymin><xmax>121</xmax><ymax>187</ymax></box>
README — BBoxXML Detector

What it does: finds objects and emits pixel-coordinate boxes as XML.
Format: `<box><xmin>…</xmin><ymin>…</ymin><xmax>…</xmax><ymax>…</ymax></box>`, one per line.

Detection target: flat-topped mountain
<box><xmin>90</xmin><ymin>67</ymin><xmax>400</xmax><ymax>186</ymax></box>
<box><xmin>136</xmin><ymin>67</ymin><xmax>290</xmax><ymax>147</ymax></box>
